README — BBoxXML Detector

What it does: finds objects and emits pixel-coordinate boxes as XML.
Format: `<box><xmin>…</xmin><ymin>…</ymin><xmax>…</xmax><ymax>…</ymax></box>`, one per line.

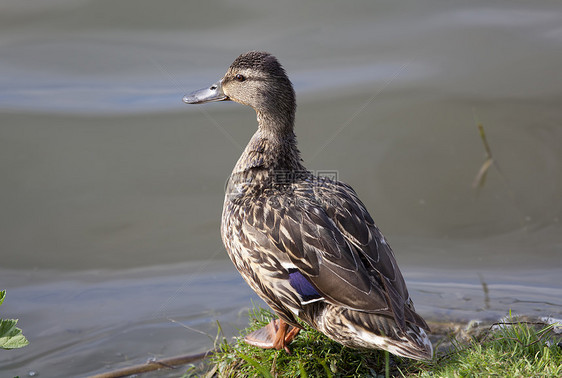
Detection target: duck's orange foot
<box><xmin>244</xmin><ymin>318</ymin><xmax>301</xmax><ymax>353</ymax></box>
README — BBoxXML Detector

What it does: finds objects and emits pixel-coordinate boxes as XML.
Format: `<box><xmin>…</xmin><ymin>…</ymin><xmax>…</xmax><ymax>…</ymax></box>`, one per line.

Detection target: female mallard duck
<box><xmin>183</xmin><ymin>51</ymin><xmax>432</xmax><ymax>360</ymax></box>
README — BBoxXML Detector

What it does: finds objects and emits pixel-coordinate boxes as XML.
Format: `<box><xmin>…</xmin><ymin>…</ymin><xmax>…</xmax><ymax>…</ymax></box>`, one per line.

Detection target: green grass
<box><xmin>415</xmin><ymin>318</ymin><xmax>562</xmax><ymax>377</ymax></box>
<box><xmin>207</xmin><ymin>307</ymin><xmax>562</xmax><ymax>377</ymax></box>
<box><xmin>210</xmin><ymin>307</ymin><xmax>405</xmax><ymax>377</ymax></box>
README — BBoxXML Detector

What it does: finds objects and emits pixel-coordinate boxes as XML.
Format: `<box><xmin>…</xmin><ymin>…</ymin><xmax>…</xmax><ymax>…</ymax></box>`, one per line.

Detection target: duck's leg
<box><xmin>244</xmin><ymin>318</ymin><xmax>301</xmax><ymax>353</ymax></box>
<box><xmin>271</xmin><ymin>319</ymin><xmax>302</xmax><ymax>353</ymax></box>
<box><xmin>244</xmin><ymin>319</ymin><xmax>279</xmax><ymax>349</ymax></box>
<box><xmin>282</xmin><ymin>322</ymin><xmax>301</xmax><ymax>347</ymax></box>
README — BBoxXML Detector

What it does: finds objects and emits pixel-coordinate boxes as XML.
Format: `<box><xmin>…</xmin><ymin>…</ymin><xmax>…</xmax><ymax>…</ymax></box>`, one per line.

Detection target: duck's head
<box><xmin>183</xmin><ymin>51</ymin><xmax>296</xmax><ymax>132</ymax></box>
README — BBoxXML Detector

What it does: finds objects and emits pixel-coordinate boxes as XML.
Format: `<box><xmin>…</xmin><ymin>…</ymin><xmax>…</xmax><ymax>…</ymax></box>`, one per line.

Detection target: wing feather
<box><xmin>250</xmin><ymin>180</ymin><xmax>428</xmax><ymax>331</ymax></box>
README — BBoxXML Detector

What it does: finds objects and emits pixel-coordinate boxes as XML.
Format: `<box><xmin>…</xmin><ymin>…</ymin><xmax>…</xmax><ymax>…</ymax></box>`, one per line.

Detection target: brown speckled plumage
<box><xmin>184</xmin><ymin>51</ymin><xmax>432</xmax><ymax>360</ymax></box>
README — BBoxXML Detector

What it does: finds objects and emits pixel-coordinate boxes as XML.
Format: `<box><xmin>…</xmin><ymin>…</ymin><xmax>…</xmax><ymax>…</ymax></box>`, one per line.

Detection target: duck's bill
<box><xmin>182</xmin><ymin>80</ymin><xmax>229</xmax><ymax>104</ymax></box>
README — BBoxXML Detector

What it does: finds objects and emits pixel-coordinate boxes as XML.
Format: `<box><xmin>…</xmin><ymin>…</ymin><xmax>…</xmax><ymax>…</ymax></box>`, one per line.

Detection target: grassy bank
<box><xmin>203</xmin><ymin>308</ymin><xmax>561</xmax><ymax>377</ymax></box>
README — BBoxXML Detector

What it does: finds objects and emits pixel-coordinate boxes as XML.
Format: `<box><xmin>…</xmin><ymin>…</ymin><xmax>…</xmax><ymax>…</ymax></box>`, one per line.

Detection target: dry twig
<box><xmin>87</xmin><ymin>350</ymin><xmax>214</xmax><ymax>378</ymax></box>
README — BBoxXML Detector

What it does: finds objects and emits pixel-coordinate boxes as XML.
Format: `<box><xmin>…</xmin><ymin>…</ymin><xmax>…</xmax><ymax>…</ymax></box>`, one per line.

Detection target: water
<box><xmin>1</xmin><ymin>0</ymin><xmax>561</xmax><ymax>376</ymax></box>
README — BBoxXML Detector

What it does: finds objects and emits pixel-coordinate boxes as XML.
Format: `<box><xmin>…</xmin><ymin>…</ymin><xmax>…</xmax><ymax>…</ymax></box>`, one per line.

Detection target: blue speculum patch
<box><xmin>288</xmin><ymin>269</ymin><xmax>322</xmax><ymax>301</ymax></box>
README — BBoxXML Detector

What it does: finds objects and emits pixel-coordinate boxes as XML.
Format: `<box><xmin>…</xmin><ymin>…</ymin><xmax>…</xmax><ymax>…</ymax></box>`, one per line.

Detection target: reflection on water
<box><xmin>1</xmin><ymin>0</ymin><xmax>561</xmax><ymax>376</ymax></box>
<box><xmin>0</xmin><ymin>261</ymin><xmax>250</xmax><ymax>377</ymax></box>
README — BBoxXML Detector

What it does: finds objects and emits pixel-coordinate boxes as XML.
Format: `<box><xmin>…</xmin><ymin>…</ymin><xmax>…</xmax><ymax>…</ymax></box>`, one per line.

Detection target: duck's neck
<box><xmin>232</xmin><ymin>110</ymin><xmax>305</xmax><ymax>176</ymax></box>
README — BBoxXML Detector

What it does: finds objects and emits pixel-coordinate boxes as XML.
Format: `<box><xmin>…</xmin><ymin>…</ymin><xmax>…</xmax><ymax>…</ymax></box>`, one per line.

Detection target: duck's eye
<box><xmin>235</xmin><ymin>74</ymin><xmax>246</xmax><ymax>82</ymax></box>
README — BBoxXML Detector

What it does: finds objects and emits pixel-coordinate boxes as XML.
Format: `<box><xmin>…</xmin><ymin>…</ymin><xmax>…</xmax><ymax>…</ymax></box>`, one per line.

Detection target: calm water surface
<box><xmin>1</xmin><ymin>1</ymin><xmax>561</xmax><ymax>376</ymax></box>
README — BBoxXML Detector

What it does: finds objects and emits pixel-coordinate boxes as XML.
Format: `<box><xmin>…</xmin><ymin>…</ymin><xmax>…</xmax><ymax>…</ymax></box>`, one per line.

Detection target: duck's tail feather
<box><xmin>316</xmin><ymin>305</ymin><xmax>433</xmax><ymax>360</ymax></box>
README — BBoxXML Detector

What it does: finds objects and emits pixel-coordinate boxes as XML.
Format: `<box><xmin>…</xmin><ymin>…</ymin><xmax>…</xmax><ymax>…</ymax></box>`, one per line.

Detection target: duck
<box><xmin>183</xmin><ymin>51</ymin><xmax>432</xmax><ymax>360</ymax></box>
